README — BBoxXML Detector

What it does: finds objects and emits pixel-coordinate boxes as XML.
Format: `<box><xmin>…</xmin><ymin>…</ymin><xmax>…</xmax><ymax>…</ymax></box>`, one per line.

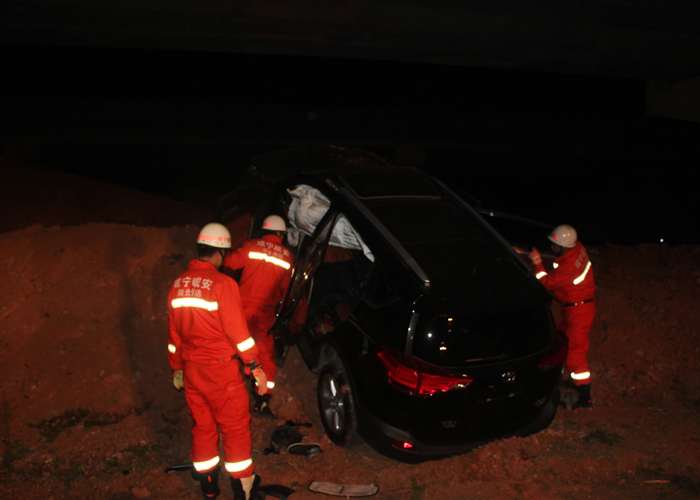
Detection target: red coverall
<box><xmin>167</xmin><ymin>259</ymin><xmax>261</xmax><ymax>479</ymax></box>
<box><xmin>533</xmin><ymin>241</ymin><xmax>595</xmax><ymax>386</ymax></box>
<box><xmin>224</xmin><ymin>234</ymin><xmax>293</xmax><ymax>393</ymax></box>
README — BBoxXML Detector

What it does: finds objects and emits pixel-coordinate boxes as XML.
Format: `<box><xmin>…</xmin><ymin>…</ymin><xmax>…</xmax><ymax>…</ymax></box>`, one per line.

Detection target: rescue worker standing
<box><xmin>167</xmin><ymin>223</ymin><xmax>268</xmax><ymax>500</ymax></box>
<box><xmin>224</xmin><ymin>215</ymin><xmax>294</xmax><ymax>418</ymax></box>
<box><xmin>529</xmin><ymin>224</ymin><xmax>595</xmax><ymax>409</ymax></box>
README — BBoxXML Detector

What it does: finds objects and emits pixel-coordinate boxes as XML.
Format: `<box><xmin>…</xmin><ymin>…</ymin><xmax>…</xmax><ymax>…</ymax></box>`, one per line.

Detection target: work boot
<box><xmin>571</xmin><ymin>383</ymin><xmax>592</xmax><ymax>409</ymax></box>
<box><xmin>191</xmin><ymin>466</ymin><xmax>220</xmax><ymax>499</ymax></box>
<box><xmin>251</xmin><ymin>394</ymin><xmax>277</xmax><ymax>420</ymax></box>
<box><xmin>231</xmin><ymin>473</ymin><xmax>265</xmax><ymax>500</ymax></box>
<box><xmin>560</xmin><ymin>383</ymin><xmax>592</xmax><ymax>410</ymax></box>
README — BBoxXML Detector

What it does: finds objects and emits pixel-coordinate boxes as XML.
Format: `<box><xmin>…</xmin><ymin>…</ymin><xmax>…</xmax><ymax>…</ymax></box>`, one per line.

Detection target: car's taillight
<box><xmin>376</xmin><ymin>347</ymin><xmax>472</xmax><ymax>396</ymax></box>
<box><xmin>537</xmin><ymin>329</ymin><xmax>568</xmax><ymax>372</ymax></box>
<box><xmin>392</xmin><ymin>440</ymin><xmax>414</xmax><ymax>450</ymax></box>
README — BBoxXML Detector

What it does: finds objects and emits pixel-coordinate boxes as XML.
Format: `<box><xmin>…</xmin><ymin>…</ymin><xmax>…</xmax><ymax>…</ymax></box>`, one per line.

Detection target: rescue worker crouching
<box><xmin>167</xmin><ymin>223</ymin><xmax>268</xmax><ymax>500</ymax></box>
<box><xmin>224</xmin><ymin>215</ymin><xmax>294</xmax><ymax>419</ymax></box>
<box><xmin>529</xmin><ymin>224</ymin><xmax>595</xmax><ymax>410</ymax></box>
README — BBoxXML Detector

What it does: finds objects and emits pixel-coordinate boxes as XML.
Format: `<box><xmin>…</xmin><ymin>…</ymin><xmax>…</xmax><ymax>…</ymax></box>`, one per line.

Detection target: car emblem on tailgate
<box><xmin>502</xmin><ymin>372</ymin><xmax>517</xmax><ymax>383</ymax></box>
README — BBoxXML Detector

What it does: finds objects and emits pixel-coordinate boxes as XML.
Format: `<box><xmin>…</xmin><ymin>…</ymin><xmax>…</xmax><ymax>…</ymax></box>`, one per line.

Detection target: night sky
<box><xmin>3</xmin><ymin>43</ymin><xmax>698</xmax><ymax>245</ymax></box>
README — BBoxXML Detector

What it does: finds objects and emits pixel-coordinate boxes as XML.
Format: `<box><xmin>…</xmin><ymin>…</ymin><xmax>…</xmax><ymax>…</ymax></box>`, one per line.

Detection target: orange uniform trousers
<box><xmin>183</xmin><ymin>357</ymin><xmax>253</xmax><ymax>478</ymax></box>
<box><xmin>560</xmin><ymin>301</ymin><xmax>596</xmax><ymax>386</ymax></box>
<box><xmin>244</xmin><ymin>306</ymin><xmax>277</xmax><ymax>391</ymax></box>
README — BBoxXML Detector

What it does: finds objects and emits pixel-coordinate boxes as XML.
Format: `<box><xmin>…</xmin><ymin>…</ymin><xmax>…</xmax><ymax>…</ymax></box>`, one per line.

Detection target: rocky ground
<box><xmin>1</xmin><ymin>157</ymin><xmax>699</xmax><ymax>500</ymax></box>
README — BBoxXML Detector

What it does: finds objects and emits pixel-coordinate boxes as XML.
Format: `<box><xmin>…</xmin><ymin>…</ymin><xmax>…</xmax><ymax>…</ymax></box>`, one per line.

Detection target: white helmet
<box><xmin>197</xmin><ymin>223</ymin><xmax>232</xmax><ymax>248</ymax></box>
<box><xmin>548</xmin><ymin>224</ymin><xmax>577</xmax><ymax>248</ymax></box>
<box><xmin>261</xmin><ymin>215</ymin><xmax>287</xmax><ymax>232</ymax></box>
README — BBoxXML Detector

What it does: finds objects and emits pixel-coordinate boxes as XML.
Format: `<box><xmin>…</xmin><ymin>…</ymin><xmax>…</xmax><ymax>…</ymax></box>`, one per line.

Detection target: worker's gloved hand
<box><xmin>528</xmin><ymin>248</ymin><xmax>542</xmax><ymax>265</ymax></box>
<box><xmin>252</xmin><ymin>367</ymin><xmax>268</xmax><ymax>396</ymax></box>
<box><xmin>173</xmin><ymin>370</ymin><xmax>184</xmax><ymax>390</ymax></box>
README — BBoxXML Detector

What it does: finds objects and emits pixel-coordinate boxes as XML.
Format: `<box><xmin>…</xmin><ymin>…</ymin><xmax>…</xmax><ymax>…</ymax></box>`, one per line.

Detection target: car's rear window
<box><xmin>411</xmin><ymin>305</ymin><xmax>553</xmax><ymax>366</ymax></box>
<box><xmin>365</xmin><ymin>199</ymin><xmax>525</xmax><ymax>296</ymax></box>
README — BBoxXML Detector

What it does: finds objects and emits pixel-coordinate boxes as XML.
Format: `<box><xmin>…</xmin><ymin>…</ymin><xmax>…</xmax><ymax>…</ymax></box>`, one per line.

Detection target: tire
<box><xmin>317</xmin><ymin>356</ymin><xmax>358</xmax><ymax>447</ymax></box>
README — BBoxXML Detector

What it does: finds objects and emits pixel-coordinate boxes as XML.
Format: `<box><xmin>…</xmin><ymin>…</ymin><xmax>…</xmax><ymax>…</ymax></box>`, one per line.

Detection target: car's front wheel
<box><xmin>317</xmin><ymin>357</ymin><xmax>358</xmax><ymax>447</ymax></box>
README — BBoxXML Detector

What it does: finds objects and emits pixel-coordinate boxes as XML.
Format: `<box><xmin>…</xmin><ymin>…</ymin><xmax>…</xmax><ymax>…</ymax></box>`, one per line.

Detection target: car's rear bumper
<box><xmin>355</xmin><ymin>391</ymin><xmax>559</xmax><ymax>463</ymax></box>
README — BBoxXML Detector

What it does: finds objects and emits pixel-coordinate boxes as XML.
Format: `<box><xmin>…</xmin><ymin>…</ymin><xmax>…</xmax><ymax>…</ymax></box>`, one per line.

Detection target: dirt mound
<box><xmin>0</xmin><ymin>157</ymin><xmax>212</xmax><ymax>232</ymax></box>
<box><xmin>1</xmin><ymin>160</ymin><xmax>699</xmax><ymax>500</ymax></box>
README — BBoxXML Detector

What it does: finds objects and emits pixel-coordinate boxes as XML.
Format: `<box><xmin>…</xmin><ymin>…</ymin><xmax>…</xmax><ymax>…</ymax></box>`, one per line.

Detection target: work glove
<box><xmin>528</xmin><ymin>248</ymin><xmax>542</xmax><ymax>265</ymax></box>
<box><xmin>252</xmin><ymin>367</ymin><xmax>268</xmax><ymax>396</ymax></box>
<box><xmin>173</xmin><ymin>370</ymin><xmax>184</xmax><ymax>390</ymax></box>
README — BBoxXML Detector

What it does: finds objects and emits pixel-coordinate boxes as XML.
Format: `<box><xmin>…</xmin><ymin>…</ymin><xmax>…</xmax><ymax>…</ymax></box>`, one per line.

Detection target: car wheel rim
<box><xmin>320</xmin><ymin>373</ymin><xmax>345</xmax><ymax>433</ymax></box>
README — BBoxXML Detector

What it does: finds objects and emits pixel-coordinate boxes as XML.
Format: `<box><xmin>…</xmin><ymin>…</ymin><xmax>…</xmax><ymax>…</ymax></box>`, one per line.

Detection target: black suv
<box><xmin>215</xmin><ymin>147</ymin><xmax>565</xmax><ymax>463</ymax></box>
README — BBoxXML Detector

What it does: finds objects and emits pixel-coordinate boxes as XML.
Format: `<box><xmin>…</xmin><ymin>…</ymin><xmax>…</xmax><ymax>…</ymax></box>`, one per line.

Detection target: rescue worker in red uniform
<box><xmin>223</xmin><ymin>215</ymin><xmax>293</xmax><ymax>418</ymax></box>
<box><xmin>529</xmin><ymin>224</ymin><xmax>595</xmax><ymax>409</ymax></box>
<box><xmin>168</xmin><ymin>223</ymin><xmax>268</xmax><ymax>500</ymax></box>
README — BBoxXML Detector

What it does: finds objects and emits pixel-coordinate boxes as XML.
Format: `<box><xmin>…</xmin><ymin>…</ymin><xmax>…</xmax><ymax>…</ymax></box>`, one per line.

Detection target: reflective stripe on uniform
<box><xmin>573</xmin><ymin>261</ymin><xmax>592</xmax><ymax>285</ymax></box>
<box><xmin>571</xmin><ymin>371</ymin><xmax>591</xmax><ymax>380</ymax></box>
<box><xmin>237</xmin><ymin>337</ymin><xmax>256</xmax><ymax>352</ymax></box>
<box><xmin>171</xmin><ymin>297</ymin><xmax>219</xmax><ymax>311</ymax></box>
<box><xmin>248</xmin><ymin>251</ymin><xmax>291</xmax><ymax>270</ymax></box>
<box><xmin>536</xmin><ymin>271</ymin><xmax>547</xmax><ymax>279</ymax></box>
<box><xmin>254</xmin><ymin>379</ymin><xmax>275</xmax><ymax>389</ymax></box>
<box><xmin>224</xmin><ymin>458</ymin><xmax>252</xmax><ymax>473</ymax></box>
<box><xmin>168</xmin><ymin>344</ymin><xmax>176</xmax><ymax>354</ymax></box>
<box><xmin>193</xmin><ymin>456</ymin><xmax>220</xmax><ymax>472</ymax></box>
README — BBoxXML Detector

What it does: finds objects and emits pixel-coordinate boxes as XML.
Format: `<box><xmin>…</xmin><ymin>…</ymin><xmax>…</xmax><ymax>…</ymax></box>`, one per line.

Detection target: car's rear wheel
<box><xmin>317</xmin><ymin>356</ymin><xmax>358</xmax><ymax>447</ymax></box>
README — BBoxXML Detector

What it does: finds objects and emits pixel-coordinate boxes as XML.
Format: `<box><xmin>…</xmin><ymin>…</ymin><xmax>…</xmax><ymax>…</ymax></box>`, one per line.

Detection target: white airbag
<box><xmin>286</xmin><ymin>184</ymin><xmax>374</xmax><ymax>262</ymax></box>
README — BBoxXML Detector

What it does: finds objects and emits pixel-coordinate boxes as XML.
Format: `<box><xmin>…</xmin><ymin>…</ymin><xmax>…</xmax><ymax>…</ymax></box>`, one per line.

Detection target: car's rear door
<box><xmin>475</xmin><ymin>208</ymin><xmax>556</xmax><ymax>271</ymax></box>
